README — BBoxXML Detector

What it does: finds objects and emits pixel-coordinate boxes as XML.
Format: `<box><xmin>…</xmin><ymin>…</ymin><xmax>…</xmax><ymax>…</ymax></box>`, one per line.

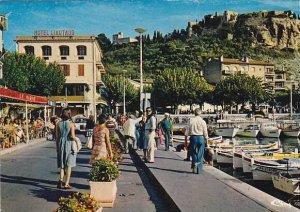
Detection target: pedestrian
<box><xmin>86</xmin><ymin>115</ymin><xmax>95</xmax><ymax>137</ymax></box>
<box><xmin>159</xmin><ymin>113</ymin><xmax>171</xmax><ymax>151</ymax></box>
<box><xmin>106</xmin><ymin>114</ymin><xmax>118</xmax><ymax>138</ymax></box>
<box><xmin>134</xmin><ymin>111</ymin><xmax>141</xmax><ymax>149</ymax></box>
<box><xmin>123</xmin><ymin>114</ymin><xmax>137</xmax><ymax>153</ymax></box>
<box><xmin>145</xmin><ymin>107</ymin><xmax>156</xmax><ymax>163</ymax></box>
<box><xmin>183</xmin><ymin>126</ymin><xmax>191</xmax><ymax>161</ymax></box>
<box><xmin>89</xmin><ymin>114</ymin><xmax>113</xmax><ymax>163</ymax></box>
<box><xmin>138</xmin><ymin>114</ymin><xmax>147</xmax><ymax>159</ymax></box>
<box><xmin>185</xmin><ymin>108</ymin><xmax>209</xmax><ymax>174</ymax></box>
<box><xmin>56</xmin><ymin>108</ymin><xmax>79</xmax><ymax>189</ymax></box>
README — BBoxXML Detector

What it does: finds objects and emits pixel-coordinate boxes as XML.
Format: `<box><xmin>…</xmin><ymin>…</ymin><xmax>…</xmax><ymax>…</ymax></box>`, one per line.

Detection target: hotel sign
<box><xmin>34</xmin><ymin>29</ymin><xmax>75</xmax><ymax>36</ymax></box>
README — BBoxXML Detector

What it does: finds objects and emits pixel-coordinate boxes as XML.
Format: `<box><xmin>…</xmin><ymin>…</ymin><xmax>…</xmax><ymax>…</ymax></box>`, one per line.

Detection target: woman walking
<box><xmin>138</xmin><ymin>115</ymin><xmax>147</xmax><ymax>160</ymax></box>
<box><xmin>90</xmin><ymin>115</ymin><xmax>113</xmax><ymax>164</ymax></box>
<box><xmin>56</xmin><ymin>108</ymin><xmax>78</xmax><ymax>189</ymax></box>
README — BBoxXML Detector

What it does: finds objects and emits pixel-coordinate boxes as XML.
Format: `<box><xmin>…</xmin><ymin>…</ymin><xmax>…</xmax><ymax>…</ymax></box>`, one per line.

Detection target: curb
<box><xmin>129</xmin><ymin>147</ymin><xmax>181</xmax><ymax>212</ymax></box>
<box><xmin>0</xmin><ymin>138</ymin><xmax>48</xmax><ymax>156</ymax></box>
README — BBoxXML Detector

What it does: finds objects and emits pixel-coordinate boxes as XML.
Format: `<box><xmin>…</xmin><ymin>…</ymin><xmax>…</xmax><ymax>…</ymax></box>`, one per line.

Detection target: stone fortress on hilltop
<box><xmin>188</xmin><ymin>10</ymin><xmax>300</xmax><ymax>50</ymax></box>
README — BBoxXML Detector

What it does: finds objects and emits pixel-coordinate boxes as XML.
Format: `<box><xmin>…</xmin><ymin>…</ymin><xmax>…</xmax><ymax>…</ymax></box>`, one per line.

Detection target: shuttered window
<box><xmin>78</xmin><ymin>64</ymin><xmax>84</xmax><ymax>76</ymax></box>
<box><xmin>61</xmin><ymin>64</ymin><xmax>70</xmax><ymax>76</ymax></box>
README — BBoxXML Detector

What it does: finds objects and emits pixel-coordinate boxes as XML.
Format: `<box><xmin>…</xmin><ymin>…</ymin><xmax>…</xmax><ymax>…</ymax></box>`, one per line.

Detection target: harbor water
<box><xmin>215</xmin><ymin>136</ymin><xmax>300</xmax><ymax>208</ymax></box>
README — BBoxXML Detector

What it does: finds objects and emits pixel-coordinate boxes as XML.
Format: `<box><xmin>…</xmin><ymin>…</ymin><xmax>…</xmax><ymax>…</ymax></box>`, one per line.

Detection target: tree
<box><xmin>97</xmin><ymin>33</ymin><xmax>112</xmax><ymax>52</ymax></box>
<box><xmin>152</xmin><ymin>68</ymin><xmax>210</xmax><ymax>111</ymax></box>
<box><xmin>213</xmin><ymin>74</ymin><xmax>266</xmax><ymax>113</ymax></box>
<box><xmin>0</xmin><ymin>52</ymin><xmax>65</xmax><ymax>96</ymax></box>
<box><xmin>102</xmin><ymin>74</ymin><xmax>138</xmax><ymax>112</ymax></box>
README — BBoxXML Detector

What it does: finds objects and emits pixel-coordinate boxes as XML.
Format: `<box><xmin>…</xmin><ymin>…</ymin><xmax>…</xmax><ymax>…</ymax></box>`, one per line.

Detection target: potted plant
<box><xmin>89</xmin><ymin>158</ymin><xmax>119</xmax><ymax>208</ymax></box>
<box><xmin>54</xmin><ymin>192</ymin><xmax>101</xmax><ymax>212</ymax></box>
<box><xmin>111</xmin><ymin>137</ymin><xmax>123</xmax><ymax>163</ymax></box>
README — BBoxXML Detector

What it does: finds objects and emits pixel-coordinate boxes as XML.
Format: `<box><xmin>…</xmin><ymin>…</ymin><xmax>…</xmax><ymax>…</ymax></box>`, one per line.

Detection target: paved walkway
<box><xmin>1</xmin><ymin>135</ymin><xmax>156</xmax><ymax>212</ymax></box>
<box><xmin>133</xmin><ymin>146</ymin><xmax>299</xmax><ymax>212</ymax></box>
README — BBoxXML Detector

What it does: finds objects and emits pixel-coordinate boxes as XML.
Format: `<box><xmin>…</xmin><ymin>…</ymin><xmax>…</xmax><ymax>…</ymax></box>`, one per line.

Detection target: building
<box><xmin>15</xmin><ymin>30</ymin><xmax>106</xmax><ymax>117</ymax></box>
<box><xmin>204</xmin><ymin>56</ymin><xmax>274</xmax><ymax>89</ymax></box>
<box><xmin>0</xmin><ymin>14</ymin><xmax>7</xmax><ymax>56</ymax></box>
<box><xmin>112</xmin><ymin>32</ymin><xmax>138</xmax><ymax>45</ymax></box>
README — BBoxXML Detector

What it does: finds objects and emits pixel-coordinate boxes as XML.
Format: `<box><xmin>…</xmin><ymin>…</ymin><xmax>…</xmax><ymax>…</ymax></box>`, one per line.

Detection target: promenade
<box><xmin>1</xmin><ymin>133</ymin><xmax>299</xmax><ymax>212</ymax></box>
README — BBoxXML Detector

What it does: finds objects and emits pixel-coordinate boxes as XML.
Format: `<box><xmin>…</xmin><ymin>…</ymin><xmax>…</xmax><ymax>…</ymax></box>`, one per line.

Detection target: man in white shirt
<box><xmin>123</xmin><ymin>115</ymin><xmax>137</xmax><ymax>153</ymax></box>
<box><xmin>145</xmin><ymin>107</ymin><xmax>156</xmax><ymax>163</ymax></box>
<box><xmin>186</xmin><ymin>108</ymin><xmax>208</xmax><ymax>174</ymax></box>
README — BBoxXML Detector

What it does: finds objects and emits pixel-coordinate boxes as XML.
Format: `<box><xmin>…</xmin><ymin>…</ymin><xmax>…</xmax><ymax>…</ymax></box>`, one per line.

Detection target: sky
<box><xmin>0</xmin><ymin>0</ymin><xmax>299</xmax><ymax>50</ymax></box>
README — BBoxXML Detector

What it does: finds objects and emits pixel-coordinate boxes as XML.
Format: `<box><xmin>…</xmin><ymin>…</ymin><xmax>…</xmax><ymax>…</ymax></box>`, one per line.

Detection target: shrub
<box><xmin>89</xmin><ymin>158</ymin><xmax>119</xmax><ymax>182</ymax></box>
<box><xmin>55</xmin><ymin>192</ymin><xmax>100</xmax><ymax>212</ymax></box>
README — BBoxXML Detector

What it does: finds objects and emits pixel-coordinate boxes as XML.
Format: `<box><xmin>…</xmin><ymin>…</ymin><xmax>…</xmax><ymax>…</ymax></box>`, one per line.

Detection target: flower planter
<box><xmin>90</xmin><ymin>180</ymin><xmax>117</xmax><ymax>208</ymax></box>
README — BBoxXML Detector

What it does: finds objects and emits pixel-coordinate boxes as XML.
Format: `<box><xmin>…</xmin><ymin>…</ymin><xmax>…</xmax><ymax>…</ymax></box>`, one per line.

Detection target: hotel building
<box><xmin>16</xmin><ymin>30</ymin><xmax>106</xmax><ymax>117</ymax></box>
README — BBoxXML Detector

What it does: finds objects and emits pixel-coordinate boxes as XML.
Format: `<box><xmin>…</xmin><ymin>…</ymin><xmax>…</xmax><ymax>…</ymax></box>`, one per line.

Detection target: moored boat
<box><xmin>216</xmin><ymin>149</ymin><xmax>233</xmax><ymax>164</ymax></box>
<box><xmin>279</xmin><ymin>121</ymin><xmax>300</xmax><ymax>138</ymax></box>
<box><xmin>237</xmin><ymin>124</ymin><xmax>260</xmax><ymax>138</ymax></box>
<box><xmin>260</xmin><ymin>122</ymin><xmax>281</xmax><ymax>138</ymax></box>
<box><xmin>214</xmin><ymin>120</ymin><xmax>240</xmax><ymax>138</ymax></box>
<box><xmin>272</xmin><ymin>170</ymin><xmax>300</xmax><ymax>195</ymax></box>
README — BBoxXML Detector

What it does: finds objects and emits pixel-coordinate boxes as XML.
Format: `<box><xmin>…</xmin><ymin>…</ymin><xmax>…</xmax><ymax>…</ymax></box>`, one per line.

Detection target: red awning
<box><xmin>0</xmin><ymin>87</ymin><xmax>48</xmax><ymax>104</ymax></box>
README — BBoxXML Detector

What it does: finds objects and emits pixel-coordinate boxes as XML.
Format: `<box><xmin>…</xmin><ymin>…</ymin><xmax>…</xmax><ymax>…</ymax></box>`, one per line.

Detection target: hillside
<box><xmin>99</xmin><ymin>10</ymin><xmax>300</xmax><ymax>80</ymax></box>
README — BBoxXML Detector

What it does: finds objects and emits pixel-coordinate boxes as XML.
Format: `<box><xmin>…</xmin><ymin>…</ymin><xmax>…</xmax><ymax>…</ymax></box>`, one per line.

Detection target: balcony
<box><xmin>96</xmin><ymin>61</ymin><xmax>105</xmax><ymax>73</ymax></box>
<box><xmin>49</xmin><ymin>96</ymin><xmax>86</xmax><ymax>102</ymax></box>
<box><xmin>265</xmin><ymin>71</ymin><xmax>274</xmax><ymax>76</ymax></box>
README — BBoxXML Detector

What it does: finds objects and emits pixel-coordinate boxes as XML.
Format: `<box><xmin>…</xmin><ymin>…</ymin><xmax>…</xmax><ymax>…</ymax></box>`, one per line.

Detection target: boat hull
<box><xmin>282</xmin><ymin>130</ymin><xmax>300</xmax><ymax>138</ymax></box>
<box><xmin>260</xmin><ymin>129</ymin><xmax>281</xmax><ymax>138</ymax></box>
<box><xmin>237</xmin><ymin>130</ymin><xmax>259</xmax><ymax>138</ymax></box>
<box><xmin>215</xmin><ymin>128</ymin><xmax>239</xmax><ymax>138</ymax></box>
<box><xmin>216</xmin><ymin>151</ymin><xmax>233</xmax><ymax>164</ymax></box>
<box><xmin>233</xmin><ymin>152</ymin><xmax>243</xmax><ymax>169</ymax></box>
<box><xmin>272</xmin><ymin>173</ymin><xmax>300</xmax><ymax>195</ymax></box>
<box><xmin>242</xmin><ymin>155</ymin><xmax>252</xmax><ymax>173</ymax></box>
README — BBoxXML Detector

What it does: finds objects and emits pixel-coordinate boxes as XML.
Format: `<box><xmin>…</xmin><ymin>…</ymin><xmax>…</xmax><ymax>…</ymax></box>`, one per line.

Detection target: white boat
<box><xmin>214</xmin><ymin>120</ymin><xmax>240</xmax><ymax>138</ymax></box>
<box><xmin>279</xmin><ymin>121</ymin><xmax>300</xmax><ymax>138</ymax></box>
<box><xmin>260</xmin><ymin>122</ymin><xmax>281</xmax><ymax>138</ymax></box>
<box><xmin>237</xmin><ymin>124</ymin><xmax>260</xmax><ymax>138</ymax></box>
<box><xmin>233</xmin><ymin>147</ymin><xmax>280</xmax><ymax>170</ymax></box>
<box><xmin>251</xmin><ymin>158</ymin><xmax>300</xmax><ymax>181</ymax></box>
<box><xmin>216</xmin><ymin>149</ymin><xmax>233</xmax><ymax>164</ymax></box>
<box><xmin>272</xmin><ymin>170</ymin><xmax>300</xmax><ymax>195</ymax></box>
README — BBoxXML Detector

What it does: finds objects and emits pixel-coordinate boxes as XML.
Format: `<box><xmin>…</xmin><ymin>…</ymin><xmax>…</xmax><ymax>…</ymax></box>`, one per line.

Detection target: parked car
<box><xmin>73</xmin><ymin>117</ymin><xmax>88</xmax><ymax>133</ymax></box>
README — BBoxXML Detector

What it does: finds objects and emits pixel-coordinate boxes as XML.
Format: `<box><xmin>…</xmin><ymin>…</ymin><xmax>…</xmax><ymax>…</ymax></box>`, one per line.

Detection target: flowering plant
<box><xmin>89</xmin><ymin>158</ymin><xmax>119</xmax><ymax>182</ymax></box>
<box><xmin>54</xmin><ymin>192</ymin><xmax>100</xmax><ymax>212</ymax></box>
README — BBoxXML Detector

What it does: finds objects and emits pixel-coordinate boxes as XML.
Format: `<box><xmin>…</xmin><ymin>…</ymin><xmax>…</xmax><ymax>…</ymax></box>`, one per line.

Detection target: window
<box><xmin>59</xmin><ymin>45</ymin><xmax>69</xmax><ymax>56</ymax></box>
<box><xmin>42</xmin><ymin>45</ymin><xmax>52</xmax><ymax>56</ymax></box>
<box><xmin>77</xmin><ymin>45</ymin><xmax>87</xmax><ymax>55</ymax></box>
<box><xmin>251</xmin><ymin>67</ymin><xmax>255</xmax><ymax>72</ymax></box>
<box><xmin>233</xmin><ymin>66</ymin><xmax>238</xmax><ymax>72</ymax></box>
<box><xmin>24</xmin><ymin>46</ymin><xmax>34</xmax><ymax>55</ymax></box>
<box><xmin>240</xmin><ymin>67</ymin><xmax>246</xmax><ymax>73</ymax></box>
<box><xmin>78</xmin><ymin>64</ymin><xmax>84</xmax><ymax>76</ymax></box>
<box><xmin>60</xmin><ymin>64</ymin><xmax>70</xmax><ymax>76</ymax></box>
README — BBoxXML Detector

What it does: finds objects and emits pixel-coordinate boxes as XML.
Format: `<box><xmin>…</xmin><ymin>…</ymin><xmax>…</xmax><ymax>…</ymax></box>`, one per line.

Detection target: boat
<box><xmin>214</xmin><ymin>120</ymin><xmax>240</xmax><ymax>138</ymax></box>
<box><xmin>272</xmin><ymin>170</ymin><xmax>300</xmax><ymax>195</ymax></box>
<box><xmin>279</xmin><ymin>121</ymin><xmax>300</xmax><ymax>138</ymax></box>
<box><xmin>251</xmin><ymin>158</ymin><xmax>300</xmax><ymax>181</ymax></box>
<box><xmin>233</xmin><ymin>146</ymin><xmax>280</xmax><ymax>170</ymax></box>
<box><xmin>216</xmin><ymin>149</ymin><xmax>233</xmax><ymax>164</ymax></box>
<box><xmin>260</xmin><ymin>122</ymin><xmax>281</xmax><ymax>138</ymax></box>
<box><xmin>237</xmin><ymin>124</ymin><xmax>260</xmax><ymax>138</ymax></box>
<box><xmin>252</xmin><ymin>160</ymin><xmax>298</xmax><ymax>181</ymax></box>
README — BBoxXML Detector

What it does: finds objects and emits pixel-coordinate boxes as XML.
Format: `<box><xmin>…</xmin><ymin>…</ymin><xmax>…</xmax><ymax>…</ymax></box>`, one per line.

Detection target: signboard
<box><xmin>0</xmin><ymin>88</ymin><xmax>48</xmax><ymax>104</ymax></box>
<box><xmin>33</xmin><ymin>29</ymin><xmax>75</xmax><ymax>37</ymax></box>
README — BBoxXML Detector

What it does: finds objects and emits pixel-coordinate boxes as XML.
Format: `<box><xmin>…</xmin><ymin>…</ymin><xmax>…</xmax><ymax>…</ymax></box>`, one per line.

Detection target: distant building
<box><xmin>127</xmin><ymin>79</ymin><xmax>153</xmax><ymax>90</ymax></box>
<box><xmin>0</xmin><ymin>14</ymin><xmax>7</xmax><ymax>56</ymax></box>
<box><xmin>203</xmin><ymin>56</ymin><xmax>282</xmax><ymax>92</ymax></box>
<box><xmin>16</xmin><ymin>31</ymin><xmax>106</xmax><ymax>116</ymax></box>
<box><xmin>187</xmin><ymin>21</ymin><xmax>198</xmax><ymax>37</ymax></box>
<box><xmin>112</xmin><ymin>32</ymin><xmax>138</xmax><ymax>45</ymax></box>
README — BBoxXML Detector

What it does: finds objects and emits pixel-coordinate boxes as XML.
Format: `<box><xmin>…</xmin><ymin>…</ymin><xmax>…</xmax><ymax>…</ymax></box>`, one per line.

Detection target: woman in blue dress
<box><xmin>56</xmin><ymin>108</ymin><xmax>78</xmax><ymax>189</ymax></box>
<box><xmin>138</xmin><ymin>115</ymin><xmax>147</xmax><ymax>160</ymax></box>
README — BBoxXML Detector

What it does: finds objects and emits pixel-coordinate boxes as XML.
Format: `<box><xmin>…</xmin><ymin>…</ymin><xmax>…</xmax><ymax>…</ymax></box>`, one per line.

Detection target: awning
<box><xmin>0</xmin><ymin>87</ymin><xmax>48</xmax><ymax>104</ymax></box>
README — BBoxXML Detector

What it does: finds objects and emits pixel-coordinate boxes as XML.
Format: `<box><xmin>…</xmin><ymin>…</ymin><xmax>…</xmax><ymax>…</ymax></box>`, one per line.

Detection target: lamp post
<box><xmin>135</xmin><ymin>27</ymin><xmax>147</xmax><ymax>112</ymax></box>
<box><xmin>290</xmin><ymin>79</ymin><xmax>295</xmax><ymax>119</ymax></box>
<box><xmin>123</xmin><ymin>70</ymin><xmax>127</xmax><ymax>115</ymax></box>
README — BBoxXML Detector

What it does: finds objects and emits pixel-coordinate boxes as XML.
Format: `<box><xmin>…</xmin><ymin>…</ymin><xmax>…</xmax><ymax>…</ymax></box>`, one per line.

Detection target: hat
<box><xmin>164</xmin><ymin>113</ymin><xmax>170</xmax><ymax>116</ymax></box>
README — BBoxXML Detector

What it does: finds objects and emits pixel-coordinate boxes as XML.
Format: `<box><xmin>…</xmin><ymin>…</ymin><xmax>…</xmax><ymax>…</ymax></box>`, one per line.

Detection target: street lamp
<box><xmin>135</xmin><ymin>27</ymin><xmax>147</xmax><ymax>111</ymax></box>
<box><xmin>289</xmin><ymin>75</ymin><xmax>295</xmax><ymax>119</ymax></box>
<box><xmin>123</xmin><ymin>70</ymin><xmax>127</xmax><ymax>115</ymax></box>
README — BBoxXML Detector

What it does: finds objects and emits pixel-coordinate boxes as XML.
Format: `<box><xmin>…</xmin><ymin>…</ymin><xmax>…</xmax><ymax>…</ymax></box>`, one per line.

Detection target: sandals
<box><xmin>64</xmin><ymin>184</ymin><xmax>72</xmax><ymax>190</ymax></box>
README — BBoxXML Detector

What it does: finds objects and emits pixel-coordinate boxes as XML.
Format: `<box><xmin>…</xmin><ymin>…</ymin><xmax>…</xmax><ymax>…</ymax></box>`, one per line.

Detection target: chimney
<box><xmin>220</xmin><ymin>55</ymin><xmax>223</xmax><ymax>62</ymax></box>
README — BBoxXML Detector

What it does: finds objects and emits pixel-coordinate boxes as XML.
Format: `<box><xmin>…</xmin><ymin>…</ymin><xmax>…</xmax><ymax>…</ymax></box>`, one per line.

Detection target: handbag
<box><xmin>72</xmin><ymin>137</ymin><xmax>82</xmax><ymax>153</ymax></box>
<box><xmin>86</xmin><ymin>136</ymin><xmax>93</xmax><ymax>149</ymax></box>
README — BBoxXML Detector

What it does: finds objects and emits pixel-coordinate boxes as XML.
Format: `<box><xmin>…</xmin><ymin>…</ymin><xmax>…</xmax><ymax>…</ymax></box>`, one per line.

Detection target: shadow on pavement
<box><xmin>154</xmin><ymin>155</ymin><xmax>184</xmax><ymax>161</ymax></box>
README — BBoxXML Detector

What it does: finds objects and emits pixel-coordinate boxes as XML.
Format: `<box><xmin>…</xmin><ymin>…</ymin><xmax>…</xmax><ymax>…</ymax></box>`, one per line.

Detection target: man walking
<box><xmin>123</xmin><ymin>114</ymin><xmax>137</xmax><ymax>153</ymax></box>
<box><xmin>159</xmin><ymin>113</ymin><xmax>171</xmax><ymax>151</ymax></box>
<box><xmin>186</xmin><ymin>108</ymin><xmax>208</xmax><ymax>174</ymax></box>
<box><xmin>145</xmin><ymin>107</ymin><xmax>156</xmax><ymax>163</ymax></box>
